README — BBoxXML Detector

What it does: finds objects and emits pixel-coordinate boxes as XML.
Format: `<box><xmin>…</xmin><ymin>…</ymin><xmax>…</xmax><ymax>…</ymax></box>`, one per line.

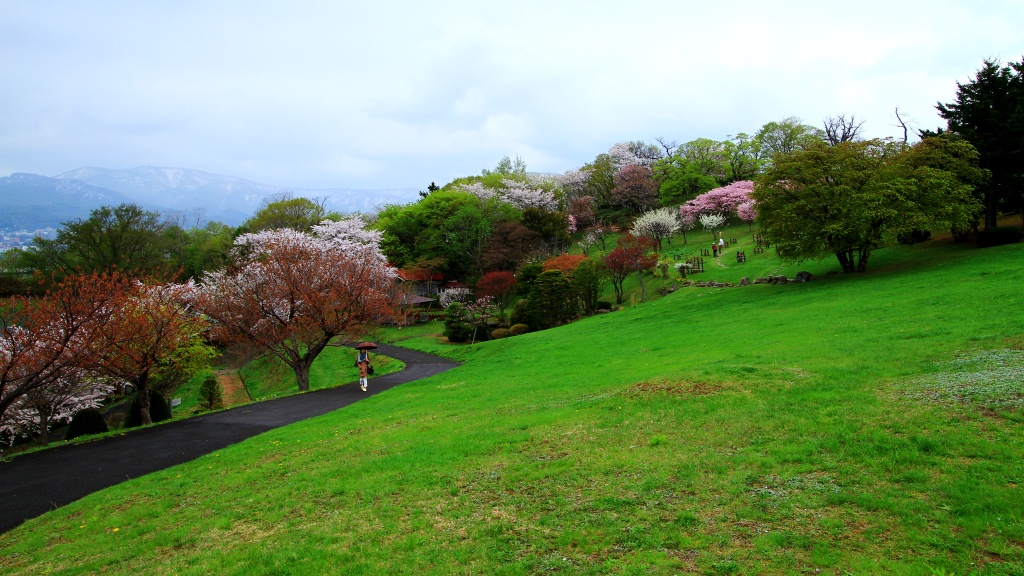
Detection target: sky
<box><xmin>2</xmin><ymin>0</ymin><xmax>1023</xmax><ymax>191</ymax></box>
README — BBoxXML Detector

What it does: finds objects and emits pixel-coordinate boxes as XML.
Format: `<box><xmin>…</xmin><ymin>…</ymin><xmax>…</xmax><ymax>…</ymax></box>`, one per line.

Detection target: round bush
<box><xmin>509</xmin><ymin>324</ymin><xmax>529</xmax><ymax>336</ymax></box>
<box><xmin>596</xmin><ymin>300</ymin><xmax>613</xmax><ymax>311</ymax></box>
<box><xmin>65</xmin><ymin>408</ymin><xmax>108</xmax><ymax>440</ymax></box>
<box><xmin>977</xmin><ymin>226</ymin><xmax>1024</xmax><ymax>248</ymax></box>
<box><xmin>490</xmin><ymin>328</ymin><xmax>510</xmax><ymax>339</ymax></box>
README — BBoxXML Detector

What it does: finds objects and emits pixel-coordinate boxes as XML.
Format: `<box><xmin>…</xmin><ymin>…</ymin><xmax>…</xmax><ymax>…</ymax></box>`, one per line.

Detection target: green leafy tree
<box><xmin>242</xmin><ymin>195</ymin><xmax>331</xmax><ymax>232</ymax></box>
<box><xmin>22</xmin><ymin>204</ymin><xmax>169</xmax><ymax>278</ymax></box>
<box><xmin>754</xmin><ymin>117</ymin><xmax>825</xmax><ymax>166</ymax></box>
<box><xmin>653</xmin><ymin>155</ymin><xmax>719</xmax><ymax>206</ymax></box>
<box><xmin>571</xmin><ymin>258</ymin><xmax>608</xmax><ymax>315</ymax></box>
<box><xmin>753</xmin><ymin>139</ymin><xmax>982</xmax><ymax>273</ymax></box>
<box><xmin>936</xmin><ymin>57</ymin><xmax>1024</xmax><ymax>228</ymax></box>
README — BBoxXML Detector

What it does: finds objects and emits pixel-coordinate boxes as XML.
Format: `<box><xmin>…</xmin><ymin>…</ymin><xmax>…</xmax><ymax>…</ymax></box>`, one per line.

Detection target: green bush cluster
<box><xmin>977</xmin><ymin>226</ymin><xmax>1024</xmax><ymax>248</ymax></box>
<box><xmin>65</xmin><ymin>408</ymin><xmax>108</xmax><ymax>440</ymax></box>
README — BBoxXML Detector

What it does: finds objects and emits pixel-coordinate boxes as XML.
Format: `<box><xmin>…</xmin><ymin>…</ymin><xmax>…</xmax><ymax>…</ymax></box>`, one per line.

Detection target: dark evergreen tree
<box><xmin>937</xmin><ymin>58</ymin><xmax>1024</xmax><ymax>228</ymax></box>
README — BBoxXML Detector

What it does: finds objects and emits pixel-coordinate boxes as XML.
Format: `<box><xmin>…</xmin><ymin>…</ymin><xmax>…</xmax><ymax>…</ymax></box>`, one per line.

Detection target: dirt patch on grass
<box><xmin>629</xmin><ymin>379</ymin><xmax>724</xmax><ymax>396</ymax></box>
<box><xmin>216</xmin><ymin>370</ymin><xmax>250</xmax><ymax>407</ymax></box>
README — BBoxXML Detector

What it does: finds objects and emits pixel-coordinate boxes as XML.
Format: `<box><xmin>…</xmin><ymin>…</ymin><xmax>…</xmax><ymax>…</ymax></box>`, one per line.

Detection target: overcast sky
<box><xmin>2</xmin><ymin>1</ymin><xmax>1022</xmax><ymax>190</ymax></box>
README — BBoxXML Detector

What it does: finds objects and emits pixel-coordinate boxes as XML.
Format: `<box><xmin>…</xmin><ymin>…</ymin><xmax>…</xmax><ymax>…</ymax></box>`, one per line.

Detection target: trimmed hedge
<box><xmin>509</xmin><ymin>324</ymin><xmax>529</xmax><ymax>336</ymax></box>
<box><xmin>65</xmin><ymin>408</ymin><xmax>108</xmax><ymax>440</ymax></box>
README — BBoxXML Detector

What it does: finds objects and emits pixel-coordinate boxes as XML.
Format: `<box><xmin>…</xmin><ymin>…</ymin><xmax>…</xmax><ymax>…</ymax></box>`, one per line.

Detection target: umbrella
<box><xmin>355</xmin><ymin>342</ymin><xmax>378</xmax><ymax>350</ymax></box>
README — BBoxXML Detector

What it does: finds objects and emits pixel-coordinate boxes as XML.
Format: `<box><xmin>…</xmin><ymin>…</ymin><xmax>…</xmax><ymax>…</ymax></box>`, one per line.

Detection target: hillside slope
<box><xmin>2</xmin><ymin>240</ymin><xmax>1022</xmax><ymax>575</ymax></box>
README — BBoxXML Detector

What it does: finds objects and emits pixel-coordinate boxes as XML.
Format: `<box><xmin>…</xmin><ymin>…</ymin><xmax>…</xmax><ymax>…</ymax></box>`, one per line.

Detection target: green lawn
<box><xmin>1</xmin><ymin>236</ymin><xmax>1023</xmax><ymax>575</ymax></box>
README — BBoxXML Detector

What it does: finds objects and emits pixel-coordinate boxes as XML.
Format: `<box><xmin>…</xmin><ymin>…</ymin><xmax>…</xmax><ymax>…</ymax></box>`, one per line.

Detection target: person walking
<box><xmin>357</xmin><ymin>348</ymin><xmax>370</xmax><ymax>391</ymax></box>
<box><xmin>718</xmin><ymin>233</ymin><xmax>725</xmax><ymax>255</ymax></box>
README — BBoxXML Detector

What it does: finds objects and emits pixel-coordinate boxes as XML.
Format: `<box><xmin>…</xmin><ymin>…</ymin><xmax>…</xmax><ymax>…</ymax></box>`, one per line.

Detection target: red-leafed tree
<box><xmin>94</xmin><ymin>281</ymin><xmax>213</xmax><ymax>426</ymax></box>
<box><xmin>611</xmin><ymin>164</ymin><xmax>659</xmax><ymax>216</ymax></box>
<box><xmin>541</xmin><ymin>254</ymin><xmax>588</xmax><ymax>275</ymax></box>
<box><xmin>196</xmin><ymin>218</ymin><xmax>398</xmax><ymax>392</ymax></box>
<box><xmin>603</xmin><ymin>235</ymin><xmax>658</xmax><ymax>305</ymax></box>
<box><xmin>0</xmin><ymin>273</ymin><xmax>131</xmax><ymax>428</ymax></box>
<box><xmin>475</xmin><ymin>271</ymin><xmax>518</xmax><ymax>324</ymax></box>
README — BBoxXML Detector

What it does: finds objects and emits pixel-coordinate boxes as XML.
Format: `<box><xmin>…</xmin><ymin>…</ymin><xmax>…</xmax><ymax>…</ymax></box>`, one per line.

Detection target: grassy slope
<box><xmin>2</xmin><ymin>239</ymin><xmax>1023</xmax><ymax>575</ymax></box>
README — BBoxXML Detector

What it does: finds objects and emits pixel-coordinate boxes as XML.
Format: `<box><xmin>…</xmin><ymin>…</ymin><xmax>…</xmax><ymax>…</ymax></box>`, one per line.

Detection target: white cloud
<box><xmin>1</xmin><ymin>0</ymin><xmax>1023</xmax><ymax>189</ymax></box>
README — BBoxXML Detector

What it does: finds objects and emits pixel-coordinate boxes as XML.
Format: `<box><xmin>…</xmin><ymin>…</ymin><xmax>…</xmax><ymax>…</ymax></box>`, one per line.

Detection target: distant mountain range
<box><xmin>0</xmin><ymin>167</ymin><xmax>421</xmax><ymax>230</ymax></box>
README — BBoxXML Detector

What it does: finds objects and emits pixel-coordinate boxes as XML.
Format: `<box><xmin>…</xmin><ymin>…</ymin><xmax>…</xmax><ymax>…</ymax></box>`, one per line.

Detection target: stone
<box><xmin>795</xmin><ymin>271</ymin><xmax>813</xmax><ymax>283</ymax></box>
<box><xmin>739</xmin><ymin>277</ymin><xmax>750</xmax><ymax>286</ymax></box>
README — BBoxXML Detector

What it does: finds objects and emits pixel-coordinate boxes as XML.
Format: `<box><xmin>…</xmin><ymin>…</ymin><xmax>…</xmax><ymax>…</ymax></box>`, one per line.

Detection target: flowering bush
<box><xmin>438</xmin><ymin>287</ymin><xmax>472</xmax><ymax>308</ymax></box>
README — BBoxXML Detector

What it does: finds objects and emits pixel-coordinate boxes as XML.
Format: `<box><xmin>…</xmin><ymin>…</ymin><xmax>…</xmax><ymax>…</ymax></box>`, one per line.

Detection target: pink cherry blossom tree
<box><xmin>678</xmin><ymin>180</ymin><xmax>755</xmax><ymax>218</ymax></box>
<box><xmin>196</xmin><ymin>217</ymin><xmax>398</xmax><ymax>392</ymax></box>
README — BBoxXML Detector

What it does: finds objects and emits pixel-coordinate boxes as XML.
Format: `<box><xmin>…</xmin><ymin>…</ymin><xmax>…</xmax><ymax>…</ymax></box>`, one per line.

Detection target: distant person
<box><xmin>718</xmin><ymin>233</ymin><xmax>725</xmax><ymax>254</ymax></box>
<box><xmin>357</xmin><ymin>349</ymin><xmax>370</xmax><ymax>391</ymax></box>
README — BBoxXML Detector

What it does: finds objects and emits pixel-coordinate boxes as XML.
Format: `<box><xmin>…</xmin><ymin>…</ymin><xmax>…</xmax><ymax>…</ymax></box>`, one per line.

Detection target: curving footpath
<box><xmin>0</xmin><ymin>343</ymin><xmax>458</xmax><ymax>534</ymax></box>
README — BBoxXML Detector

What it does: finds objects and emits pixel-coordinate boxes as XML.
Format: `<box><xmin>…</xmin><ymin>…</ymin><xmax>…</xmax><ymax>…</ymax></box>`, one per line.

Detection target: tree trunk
<box><xmin>835</xmin><ymin>250</ymin><xmax>856</xmax><ymax>273</ymax></box>
<box><xmin>985</xmin><ymin>192</ymin><xmax>999</xmax><ymax>229</ymax></box>
<box><xmin>136</xmin><ymin>375</ymin><xmax>152</xmax><ymax>425</ymax></box>
<box><xmin>292</xmin><ymin>361</ymin><xmax>312</xmax><ymax>392</ymax></box>
<box><xmin>36</xmin><ymin>408</ymin><xmax>50</xmax><ymax>445</ymax></box>
<box><xmin>637</xmin><ymin>270</ymin><xmax>646</xmax><ymax>303</ymax></box>
<box><xmin>856</xmin><ymin>248</ymin><xmax>871</xmax><ymax>273</ymax></box>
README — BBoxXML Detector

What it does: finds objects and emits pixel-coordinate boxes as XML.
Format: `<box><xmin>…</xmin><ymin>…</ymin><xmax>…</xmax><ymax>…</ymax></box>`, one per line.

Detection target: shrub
<box><xmin>596</xmin><ymin>300</ymin><xmax>613</xmax><ymax>311</ymax></box>
<box><xmin>443</xmin><ymin>302</ymin><xmax>473</xmax><ymax>343</ymax></box>
<box><xmin>490</xmin><ymin>328</ymin><xmax>510</xmax><ymax>339</ymax></box>
<box><xmin>65</xmin><ymin>408</ymin><xmax>108</xmax><ymax>440</ymax></box>
<box><xmin>897</xmin><ymin>229</ymin><xmax>932</xmax><ymax>244</ymax></box>
<box><xmin>124</xmin><ymin>390</ymin><xmax>172</xmax><ymax>428</ymax></box>
<box><xmin>509</xmin><ymin>324</ymin><xmax>529</xmax><ymax>336</ymax></box>
<box><xmin>977</xmin><ymin>226</ymin><xmax>1024</xmax><ymax>248</ymax></box>
<box><xmin>198</xmin><ymin>377</ymin><xmax>224</xmax><ymax>411</ymax></box>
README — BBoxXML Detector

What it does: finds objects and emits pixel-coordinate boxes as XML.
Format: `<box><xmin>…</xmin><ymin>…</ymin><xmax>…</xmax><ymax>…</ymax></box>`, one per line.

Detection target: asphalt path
<box><xmin>0</xmin><ymin>343</ymin><xmax>458</xmax><ymax>534</ymax></box>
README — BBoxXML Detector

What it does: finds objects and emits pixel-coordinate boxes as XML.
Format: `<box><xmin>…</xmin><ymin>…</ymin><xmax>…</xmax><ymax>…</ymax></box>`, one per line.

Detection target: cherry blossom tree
<box><xmin>438</xmin><ymin>287</ymin><xmax>472</xmax><ymax>308</ymax></box>
<box><xmin>555</xmin><ymin>169</ymin><xmax>591</xmax><ymax>200</ymax></box>
<box><xmin>632</xmin><ymin>207</ymin><xmax>682</xmax><ymax>251</ymax></box>
<box><xmin>196</xmin><ymin>217</ymin><xmax>398</xmax><ymax>392</ymax></box>
<box><xmin>737</xmin><ymin>201</ymin><xmax>758</xmax><ymax>231</ymax></box>
<box><xmin>501</xmin><ymin>179</ymin><xmax>558</xmax><ymax>211</ymax></box>
<box><xmin>678</xmin><ymin>180</ymin><xmax>755</xmax><ymax>218</ymax></box>
<box><xmin>0</xmin><ymin>272</ymin><xmax>130</xmax><ymax>426</ymax></box>
<box><xmin>699</xmin><ymin>213</ymin><xmax>727</xmax><ymax>239</ymax></box>
<box><xmin>93</xmin><ymin>281</ymin><xmax>212</xmax><ymax>426</ymax></box>
<box><xmin>1</xmin><ymin>374</ymin><xmax>113</xmax><ymax>445</ymax></box>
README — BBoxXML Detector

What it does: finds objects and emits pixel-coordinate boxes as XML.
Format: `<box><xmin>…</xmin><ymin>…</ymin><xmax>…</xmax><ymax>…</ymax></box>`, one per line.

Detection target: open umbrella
<box><xmin>355</xmin><ymin>342</ymin><xmax>378</xmax><ymax>350</ymax></box>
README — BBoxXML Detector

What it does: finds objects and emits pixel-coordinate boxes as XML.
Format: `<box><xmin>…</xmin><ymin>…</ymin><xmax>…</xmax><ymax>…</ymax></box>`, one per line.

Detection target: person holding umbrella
<box><xmin>355</xmin><ymin>342</ymin><xmax>377</xmax><ymax>391</ymax></box>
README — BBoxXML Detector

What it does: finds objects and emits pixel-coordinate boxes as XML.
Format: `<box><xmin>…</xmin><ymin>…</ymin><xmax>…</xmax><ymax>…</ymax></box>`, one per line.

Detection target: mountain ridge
<box><xmin>1</xmin><ymin>167</ymin><xmax>421</xmax><ymax>230</ymax></box>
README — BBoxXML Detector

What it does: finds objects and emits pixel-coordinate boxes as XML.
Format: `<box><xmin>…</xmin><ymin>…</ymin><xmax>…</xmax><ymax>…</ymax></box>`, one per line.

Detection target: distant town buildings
<box><xmin>0</xmin><ymin>228</ymin><xmax>57</xmax><ymax>251</ymax></box>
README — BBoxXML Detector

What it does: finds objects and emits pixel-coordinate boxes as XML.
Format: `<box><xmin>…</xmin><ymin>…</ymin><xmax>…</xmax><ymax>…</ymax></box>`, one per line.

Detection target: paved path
<box><xmin>0</xmin><ymin>343</ymin><xmax>458</xmax><ymax>533</ymax></box>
